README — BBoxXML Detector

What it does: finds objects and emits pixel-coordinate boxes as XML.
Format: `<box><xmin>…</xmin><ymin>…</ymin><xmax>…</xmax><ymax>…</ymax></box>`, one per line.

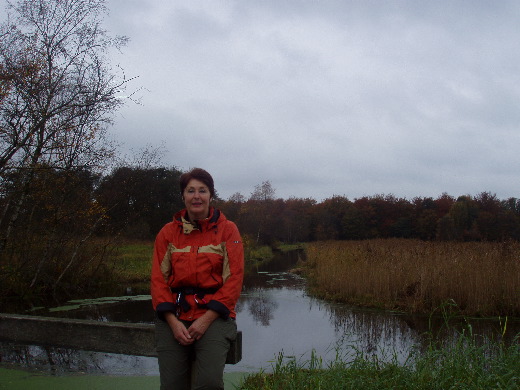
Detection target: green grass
<box><xmin>276</xmin><ymin>243</ymin><xmax>305</xmax><ymax>252</ymax></box>
<box><xmin>238</xmin><ymin>325</ymin><xmax>520</xmax><ymax>390</ymax></box>
<box><xmin>110</xmin><ymin>241</ymin><xmax>154</xmax><ymax>282</ymax></box>
<box><xmin>247</xmin><ymin>245</ymin><xmax>274</xmax><ymax>261</ymax></box>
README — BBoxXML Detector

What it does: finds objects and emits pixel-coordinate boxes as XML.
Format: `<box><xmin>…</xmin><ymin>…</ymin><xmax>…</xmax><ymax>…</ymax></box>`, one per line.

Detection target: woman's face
<box><xmin>183</xmin><ymin>178</ymin><xmax>211</xmax><ymax>221</ymax></box>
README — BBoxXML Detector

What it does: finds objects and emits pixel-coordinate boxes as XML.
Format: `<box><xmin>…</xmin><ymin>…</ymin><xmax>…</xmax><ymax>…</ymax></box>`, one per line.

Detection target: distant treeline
<box><xmin>61</xmin><ymin>166</ymin><xmax>520</xmax><ymax>244</ymax></box>
<box><xmin>2</xmin><ymin>166</ymin><xmax>519</xmax><ymax>251</ymax></box>
<box><xmin>94</xmin><ymin>167</ymin><xmax>520</xmax><ymax>245</ymax></box>
<box><xmin>217</xmin><ymin>185</ymin><xmax>520</xmax><ymax>245</ymax></box>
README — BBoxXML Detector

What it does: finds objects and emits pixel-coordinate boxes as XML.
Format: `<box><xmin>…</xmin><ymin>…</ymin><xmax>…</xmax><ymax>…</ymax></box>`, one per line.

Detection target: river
<box><xmin>1</xmin><ymin>249</ymin><xmax>518</xmax><ymax>376</ymax></box>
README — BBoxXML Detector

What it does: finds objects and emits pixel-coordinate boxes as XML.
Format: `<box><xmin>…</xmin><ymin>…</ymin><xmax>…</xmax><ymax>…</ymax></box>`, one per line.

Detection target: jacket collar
<box><xmin>174</xmin><ymin>207</ymin><xmax>221</xmax><ymax>234</ymax></box>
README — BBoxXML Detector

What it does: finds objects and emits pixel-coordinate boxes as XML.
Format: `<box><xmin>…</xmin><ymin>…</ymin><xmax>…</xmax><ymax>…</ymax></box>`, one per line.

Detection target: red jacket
<box><xmin>151</xmin><ymin>208</ymin><xmax>244</xmax><ymax>321</ymax></box>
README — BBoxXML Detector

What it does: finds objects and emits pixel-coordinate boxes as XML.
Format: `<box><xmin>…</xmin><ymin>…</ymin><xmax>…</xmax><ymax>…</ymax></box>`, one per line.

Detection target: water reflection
<box><xmin>0</xmin><ymin>342</ymin><xmax>157</xmax><ymax>376</ymax></box>
<box><xmin>240</xmin><ymin>290</ymin><xmax>278</xmax><ymax>327</ymax></box>
<box><xmin>1</xmin><ymin>249</ymin><xmax>518</xmax><ymax>376</ymax></box>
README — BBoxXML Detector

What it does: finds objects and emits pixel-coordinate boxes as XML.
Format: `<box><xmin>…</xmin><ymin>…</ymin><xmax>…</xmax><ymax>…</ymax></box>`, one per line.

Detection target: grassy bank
<box><xmin>239</xmin><ymin>326</ymin><xmax>520</xmax><ymax>389</ymax></box>
<box><xmin>110</xmin><ymin>241</ymin><xmax>154</xmax><ymax>282</ymax></box>
<box><xmin>304</xmin><ymin>239</ymin><xmax>520</xmax><ymax>317</ymax></box>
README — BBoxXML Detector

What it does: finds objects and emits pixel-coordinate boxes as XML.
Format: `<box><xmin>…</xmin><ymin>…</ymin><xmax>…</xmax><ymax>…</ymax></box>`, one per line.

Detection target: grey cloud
<box><xmin>4</xmin><ymin>0</ymin><xmax>518</xmax><ymax>201</ymax></box>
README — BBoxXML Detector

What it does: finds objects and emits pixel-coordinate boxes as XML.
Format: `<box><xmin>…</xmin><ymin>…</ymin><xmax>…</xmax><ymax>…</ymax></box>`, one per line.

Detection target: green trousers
<box><xmin>155</xmin><ymin>316</ymin><xmax>237</xmax><ymax>390</ymax></box>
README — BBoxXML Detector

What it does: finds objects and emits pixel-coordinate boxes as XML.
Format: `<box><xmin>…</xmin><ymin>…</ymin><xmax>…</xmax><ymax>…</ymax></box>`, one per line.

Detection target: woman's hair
<box><xmin>179</xmin><ymin>168</ymin><xmax>215</xmax><ymax>198</ymax></box>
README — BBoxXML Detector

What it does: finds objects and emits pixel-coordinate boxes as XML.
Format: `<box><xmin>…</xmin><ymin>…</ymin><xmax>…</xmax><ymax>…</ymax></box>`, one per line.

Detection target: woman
<box><xmin>151</xmin><ymin>168</ymin><xmax>244</xmax><ymax>389</ymax></box>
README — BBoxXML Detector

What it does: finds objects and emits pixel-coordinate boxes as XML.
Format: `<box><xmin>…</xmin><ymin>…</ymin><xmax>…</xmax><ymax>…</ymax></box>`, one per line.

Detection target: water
<box><xmin>1</xmin><ymin>250</ymin><xmax>518</xmax><ymax>375</ymax></box>
<box><xmin>233</xmin><ymin>252</ymin><xmax>422</xmax><ymax>373</ymax></box>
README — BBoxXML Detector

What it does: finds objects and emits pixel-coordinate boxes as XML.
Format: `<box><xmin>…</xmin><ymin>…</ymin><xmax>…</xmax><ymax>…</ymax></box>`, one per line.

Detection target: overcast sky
<box><xmin>6</xmin><ymin>1</ymin><xmax>520</xmax><ymax>201</ymax></box>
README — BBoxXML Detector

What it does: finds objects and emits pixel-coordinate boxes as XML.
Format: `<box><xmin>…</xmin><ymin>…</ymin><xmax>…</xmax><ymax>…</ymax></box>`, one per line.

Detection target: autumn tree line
<box><xmin>93</xmin><ymin>173</ymin><xmax>520</xmax><ymax>246</ymax></box>
<box><xmin>217</xmin><ymin>184</ymin><xmax>520</xmax><ymax>245</ymax></box>
<box><xmin>4</xmin><ymin>164</ymin><xmax>520</xmax><ymax>251</ymax></box>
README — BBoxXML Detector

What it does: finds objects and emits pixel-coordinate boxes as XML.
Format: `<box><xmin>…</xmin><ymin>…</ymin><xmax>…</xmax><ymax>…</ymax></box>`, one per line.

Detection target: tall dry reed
<box><xmin>305</xmin><ymin>239</ymin><xmax>520</xmax><ymax>316</ymax></box>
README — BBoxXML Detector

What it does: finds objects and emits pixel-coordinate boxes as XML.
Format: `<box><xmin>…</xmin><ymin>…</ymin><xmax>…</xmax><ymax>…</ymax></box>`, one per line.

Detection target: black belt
<box><xmin>170</xmin><ymin>287</ymin><xmax>218</xmax><ymax>314</ymax></box>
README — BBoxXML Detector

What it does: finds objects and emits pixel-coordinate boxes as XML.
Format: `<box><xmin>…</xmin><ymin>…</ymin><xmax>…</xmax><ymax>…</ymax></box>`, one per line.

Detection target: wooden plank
<box><xmin>0</xmin><ymin>313</ymin><xmax>157</xmax><ymax>357</ymax></box>
<box><xmin>0</xmin><ymin>313</ymin><xmax>242</xmax><ymax>364</ymax></box>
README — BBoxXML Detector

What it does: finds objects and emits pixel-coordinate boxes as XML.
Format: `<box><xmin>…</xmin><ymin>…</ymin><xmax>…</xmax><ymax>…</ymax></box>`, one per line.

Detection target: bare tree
<box><xmin>250</xmin><ymin>180</ymin><xmax>276</xmax><ymax>201</ymax></box>
<box><xmin>0</xmin><ymin>0</ymin><xmax>129</xmax><ymax>176</ymax></box>
<box><xmin>0</xmin><ymin>0</ymin><xmax>131</xmax><ymax>238</ymax></box>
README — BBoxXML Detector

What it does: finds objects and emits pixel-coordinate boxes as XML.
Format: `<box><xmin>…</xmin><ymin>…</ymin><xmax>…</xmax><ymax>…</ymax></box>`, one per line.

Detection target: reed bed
<box><xmin>304</xmin><ymin>239</ymin><xmax>520</xmax><ymax>316</ymax></box>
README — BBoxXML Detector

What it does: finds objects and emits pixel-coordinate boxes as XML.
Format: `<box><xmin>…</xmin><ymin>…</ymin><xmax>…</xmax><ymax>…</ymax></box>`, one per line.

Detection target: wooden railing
<box><xmin>0</xmin><ymin>313</ymin><xmax>242</xmax><ymax>364</ymax></box>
